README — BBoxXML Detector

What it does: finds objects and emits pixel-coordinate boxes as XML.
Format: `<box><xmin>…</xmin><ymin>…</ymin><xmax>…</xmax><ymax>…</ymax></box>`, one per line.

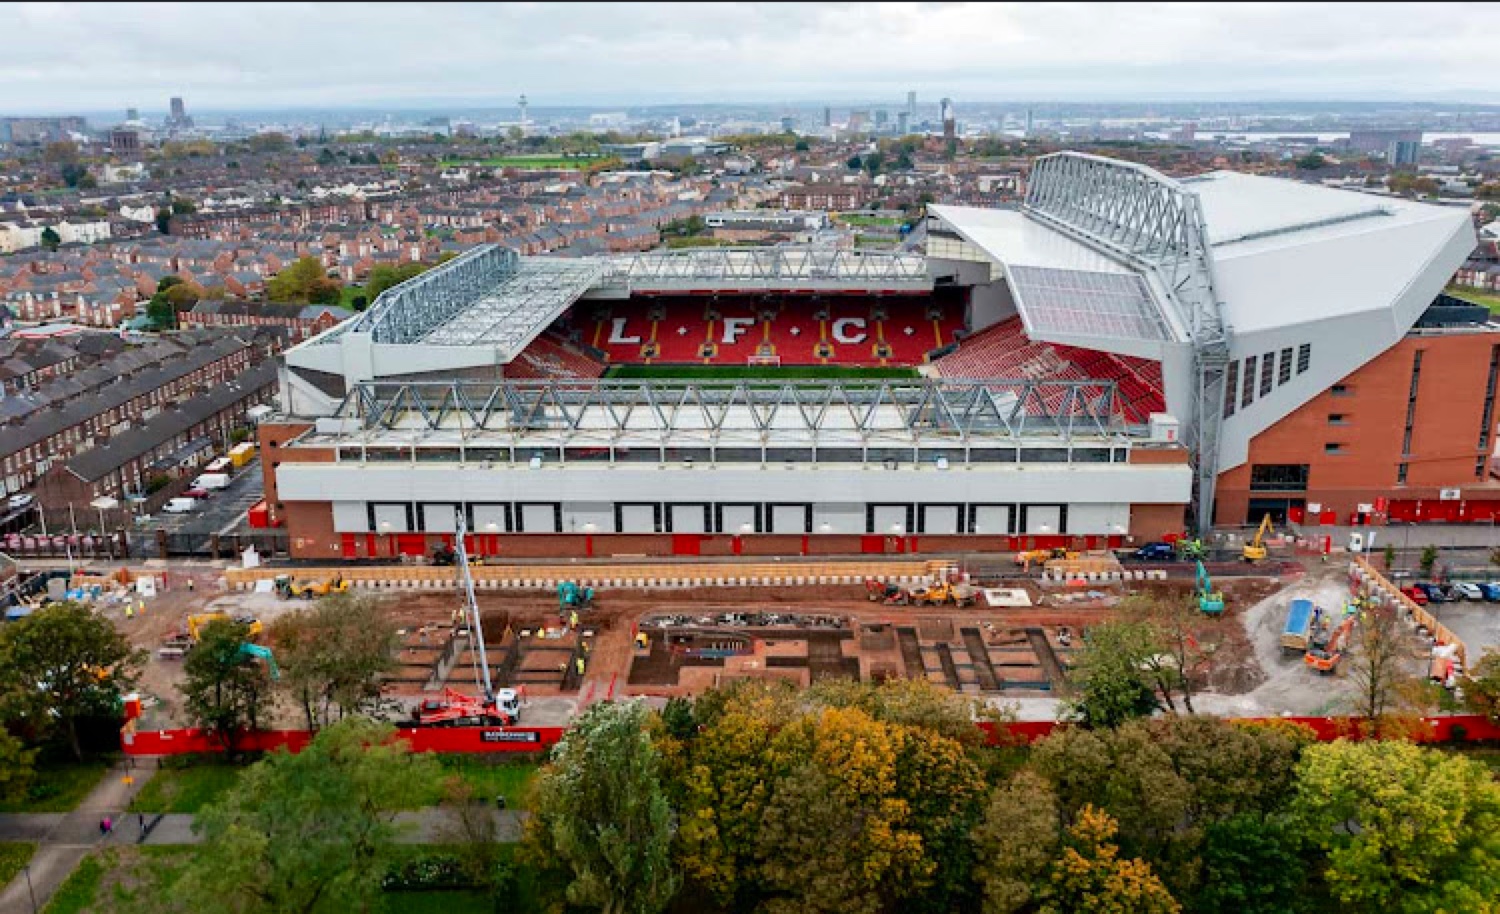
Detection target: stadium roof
<box><xmin>931</xmin><ymin>173</ymin><xmax>1474</xmax><ymax>345</ymax></box>
<box><xmin>592</xmin><ymin>248</ymin><xmax>931</xmax><ymax>293</ymax></box>
<box><xmin>929</xmin><ymin>204</ymin><xmax>1184</xmax><ymax>353</ymax></box>
<box><xmin>324</xmin><ymin>245</ymin><xmax>604</xmax><ymax>351</ymax></box>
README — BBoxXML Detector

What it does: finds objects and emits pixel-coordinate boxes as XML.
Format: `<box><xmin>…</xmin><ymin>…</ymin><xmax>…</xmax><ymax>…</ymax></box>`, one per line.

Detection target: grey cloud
<box><xmin>1</xmin><ymin>1</ymin><xmax>1497</xmax><ymax>113</ymax></box>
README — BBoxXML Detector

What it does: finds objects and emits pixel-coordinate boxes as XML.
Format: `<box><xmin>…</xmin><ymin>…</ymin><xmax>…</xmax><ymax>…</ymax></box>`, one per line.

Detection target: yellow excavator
<box><xmin>1014</xmin><ymin>547</ymin><xmax>1077</xmax><ymax>570</ymax></box>
<box><xmin>187</xmin><ymin>611</ymin><xmax>264</xmax><ymax>642</ymax></box>
<box><xmin>1243</xmin><ymin>514</ymin><xmax>1274</xmax><ymax>563</ymax></box>
<box><xmin>274</xmin><ymin>574</ymin><xmax>350</xmax><ymax>600</ymax></box>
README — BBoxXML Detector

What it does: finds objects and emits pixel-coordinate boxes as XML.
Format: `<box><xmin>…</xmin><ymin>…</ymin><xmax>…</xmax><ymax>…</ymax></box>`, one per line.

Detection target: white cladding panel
<box><xmin>720</xmin><ymin>504</ymin><xmax>758</xmax><ymax>532</ymax></box>
<box><xmin>617</xmin><ymin>504</ymin><xmax>657</xmax><ymax>533</ymax></box>
<box><xmin>813</xmin><ymin>503</ymin><xmax>864</xmax><ymax>534</ymax></box>
<box><xmin>920</xmin><ymin>504</ymin><xmax>961</xmax><ymax>534</ymax></box>
<box><xmin>669</xmin><ymin>504</ymin><xmax>709</xmax><ymax>533</ymax></box>
<box><xmin>970</xmin><ymin>505</ymin><xmax>1012</xmax><ymax>534</ymax></box>
<box><xmin>276</xmin><ymin>463</ymin><xmax>1191</xmax><ymax>506</ymax></box>
<box><xmin>564</xmin><ymin>502</ymin><xmax>614</xmax><ymax>532</ymax></box>
<box><xmin>371</xmin><ymin>504</ymin><xmax>408</xmax><ymax>533</ymax></box>
<box><xmin>420</xmin><ymin>503</ymin><xmax>458</xmax><ymax>533</ymax></box>
<box><xmin>519</xmin><ymin>504</ymin><xmax>558</xmax><ymax>532</ymax></box>
<box><xmin>1024</xmin><ymin>505</ymin><xmax>1062</xmax><ymax>533</ymax></box>
<box><xmin>332</xmin><ymin>501</ymin><xmax>367</xmax><ymax>533</ymax></box>
<box><xmin>872</xmin><ymin>504</ymin><xmax>909</xmax><ymax>532</ymax></box>
<box><xmin>1068</xmin><ymin>503</ymin><xmax>1130</xmax><ymax>533</ymax></box>
<box><xmin>471</xmin><ymin>504</ymin><xmax>509</xmax><ymax>532</ymax></box>
<box><xmin>770</xmin><ymin>504</ymin><xmax>807</xmax><ymax>533</ymax></box>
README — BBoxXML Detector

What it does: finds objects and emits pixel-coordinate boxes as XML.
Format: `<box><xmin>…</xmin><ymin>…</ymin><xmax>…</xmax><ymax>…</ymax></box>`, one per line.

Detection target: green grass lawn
<box><xmin>606</xmin><ymin>363</ymin><xmax>920</xmax><ymax>381</ymax></box>
<box><xmin>408</xmin><ymin>756</ymin><xmax>539</xmax><ymax>810</ymax></box>
<box><xmin>128</xmin><ymin>763</ymin><xmax>245</xmax><ymax>814</ymax></box>
<box><xmin>838</xmin><ymin>214</ymin><xmax>903</xmax><ymax>227</ymax></box>
<box><xmin>0</xmin><ymin>842</ymin><xmax>36</xmax><ymax>891</ymax></box>
<box><xmin>665</xmin><ymin>236</ymin><xmax>736</xmax><ymax>249</ymax></box>
<box><xmin>41</xmin><ymin>852</ymin><xmax>102</xmax><ymax>914</ymax></box>
<box><xmin>124</xmin><ymin>755</ymin><xmax>537</xmax><ymax>814</ymax></box>
<box><xmin>340</xmin><ymin>284</ymin><xmax>368</xmax><ymax>310</ymax></box>
<box><xmin>45</xmin><ymin>845</ymin><xmax>544</xmax><ymax>914</ymax></box>
<box><xmin>1445</xmin><ymin>285</ymin><xmax>1500</xmax><ymax>313</ymax></box>
<box><xmin>0</xmin><ymin>762</ymin><xmax>109</xmax><ymax>813</ymax></box>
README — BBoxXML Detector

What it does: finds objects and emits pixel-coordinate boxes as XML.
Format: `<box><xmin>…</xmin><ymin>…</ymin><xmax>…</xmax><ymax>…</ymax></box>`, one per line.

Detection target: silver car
<box><xmin>1452</xmin><ymin>582</ymin><xmax>1484</xmax><ymax>601</ymax></box>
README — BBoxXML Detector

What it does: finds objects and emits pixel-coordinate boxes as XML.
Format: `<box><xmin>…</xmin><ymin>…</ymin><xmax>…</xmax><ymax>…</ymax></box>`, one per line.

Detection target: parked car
<box><xmin>182</xmin><ymin>488</ymin><xmax>212</xmax><ymax>500</ymax></box>
<box><xmin>162</xmin><ymin>497</ymin><xmax>197</xmax><ymax>514</ymax></box>
<box><xmin>1414</xmin><ymin>581</ymin><xmax>1449</xmax><ymax>603</ymax></box>
<box><xmin>7</xmin><ymin>493</ymin><xmax>34</xmax><ymax>510</ymax></box>
<box><xmin>1400</xmin><ymin>585</ymin><xmax>1429</xmax><ymax>606</ymax></box>
<box><xmin>1481</xmin><ymin>582</ymin><xmax>1500</xmax><ymax>602</ymax></box>
<box><xmin>1452</xmin><ymin>582</ymin><xmax>1484</xmax><ymax>601</ymax></box>
<box><xmin>1437</xmin><ymin>583</ymin><xmax>1463</xmax><ymax>602</ymax></box>
<box><xmin>1131</xmin><ymin>542</ymin><xmax>1177</xmax><ymax>561</ymax></box>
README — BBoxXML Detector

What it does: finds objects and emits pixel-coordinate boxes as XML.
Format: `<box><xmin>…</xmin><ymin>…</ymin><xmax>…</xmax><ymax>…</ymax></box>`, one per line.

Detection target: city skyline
<box><xmin>4</xmin><ymin>1</ymin><xmax>1500</xmax><ymax>115</ymax></box>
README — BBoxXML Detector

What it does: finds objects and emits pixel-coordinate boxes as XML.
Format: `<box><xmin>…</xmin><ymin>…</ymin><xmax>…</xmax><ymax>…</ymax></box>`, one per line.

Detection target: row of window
<box><xmin>336</xmin><ymin>445</ymin><xmax>1131</xmax><ymax>467</ymax></box>
<box><xmin>1224</xmin><ymin>343</ymin><xmax>1311</xmax><ymax>418</ymax></box>
<box><xmin>361</xmin><ymin>500</ymin><xmax>1075</xmax><ymax>536</ymax></box>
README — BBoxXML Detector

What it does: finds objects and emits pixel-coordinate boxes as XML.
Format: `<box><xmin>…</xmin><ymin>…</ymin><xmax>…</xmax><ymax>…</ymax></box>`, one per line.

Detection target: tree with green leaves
<box><xmin>525</xmin><ymin>700</ymin><xmax>679</xmax><ymax>914</ymax></box>
<box><xmin>59</xmin><ymin>162</ymin><xmax>88</xmax><ymax>188</ymax></box>
<box><xmin>1420</xmin><ymin>544</ymin><xmax>1438</xmax><ymax>576</ymax></box>
<box><xmin>1043</xmin><ymin>806</ymin><xmax>1180</xmax><ymax>914</ymax></box>
<box><xmin>1194</xmin><ymin>814</ymin><xmax>1309</xmax><ymax>914</ymax></box>
<box><xmin>972</xmin><ymin>769</ymin><xmax>1060</xmax><ymax>914</ymax></box>
<box><xmin>154</xmin><ymin>207</ymin><xmax>172</xmax><ymax>234</ymax></box>
<box><xmin>1062</xmin><ymin>620</ymin><xmax>1162</xmax><ymax>728</ymax></box>
<box><xmin>156</xmin><ymin>718</ymin><xmax>439</xmax><ymax>914</ymax></box>
<box><xmin>181</xmin><ymin>619</ymin><xmax>275</xmax><ymax>758</ymax></box>
<box><xmin>1291</xmin><ymin>740</ymin><xmax>1500</xmax><ymax>913</ymax></box>
<box><xmin>1345</xmin><ymin>606</ymin><xmax>1429</xmax><ymax>737</ymax></box>
<box><xmin>40</xmin><ymin>226</ymin><xmax>61</xmax><ymax>251</ymax></box>
<box><xmin>1463</xmin><ymin>647</ymin><xmax>1500</xmax><ymax>723</ymax></box>
<box><xmin>0</xmin><ymin>729</ymin><xmax>36</xmax><ymax>803</ymax></box>
<box><xmin>0</xmin><ymin>601</ymin><xmax>143</xmax><ymax>759</ymax></box>
<box><xmin>267</xmin><ymin>255</ymin><xmax>340</xmax><ymax>305</ymax></box>
<box><xmin>268</xmin><ymin>593</ymin><xmax>398</xmax><ymax>732</ymax></box>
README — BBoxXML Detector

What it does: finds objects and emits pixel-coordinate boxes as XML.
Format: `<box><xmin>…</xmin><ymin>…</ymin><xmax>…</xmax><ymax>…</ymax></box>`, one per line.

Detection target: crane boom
<box><xmin>453</xmin><ymin>509</ymin><xmax>493</xmax><ymax>701</ymax></box>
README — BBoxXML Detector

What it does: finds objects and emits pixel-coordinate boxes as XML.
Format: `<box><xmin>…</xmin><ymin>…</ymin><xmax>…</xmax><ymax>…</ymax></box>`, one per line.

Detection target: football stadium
<box><xmin>263</xmin><ymin>152</ymin><xmax>1483</xmax><ymax>560</ymax></box>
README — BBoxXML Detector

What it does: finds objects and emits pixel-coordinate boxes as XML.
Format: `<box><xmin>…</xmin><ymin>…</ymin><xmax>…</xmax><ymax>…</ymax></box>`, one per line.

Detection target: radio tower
<box><xmin>517</xmin><ymin>94</ymin><xmax>529</xmax><ymax>127</ymax></box>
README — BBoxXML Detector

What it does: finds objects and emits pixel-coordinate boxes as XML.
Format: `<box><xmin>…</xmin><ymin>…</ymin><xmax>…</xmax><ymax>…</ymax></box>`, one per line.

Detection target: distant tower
<box><xmin>941</xmin><ymin>97</ymin><xmax>955</xmax><ymax>142</ymax></box>
<box><xmin>823</xmin><ymin>106</ymin><xmax>832</xmax><ymax>128</ymax></box>
<box><xmin>1025</xmin><ymin>108</ymin><xmax>1033</xmax><ymax>137</ymax></box>
<box><xmin>170</xmin><ymin>97</ymin><xmax>185</xmax><ymax>120</ymax></box>
<box><xmin>897</xmin><ymin>111</ymin><xmax>910</xmax><ymax>135</ymax></box>
<box><xmin>126</xmin><ymin>107</ymin><xmax>139</xmax><ymax>122</ymax></box>
<box><xmin>907</xmin><ymin>90</ymin><xmax>916</xmax><ymax>120</ymax></box>
<box><xmin>517</xmin><ymin>94</ymin><xmax>529</xmax><ymax>126</ymax></box>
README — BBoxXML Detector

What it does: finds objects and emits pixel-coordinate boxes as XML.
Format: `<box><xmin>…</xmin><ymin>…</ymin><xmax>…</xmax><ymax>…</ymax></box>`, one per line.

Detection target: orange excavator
<box><xmin>1304</xmin><ymin>613</ymin><xmax>1356</xmax><ymax>674</ymax></box>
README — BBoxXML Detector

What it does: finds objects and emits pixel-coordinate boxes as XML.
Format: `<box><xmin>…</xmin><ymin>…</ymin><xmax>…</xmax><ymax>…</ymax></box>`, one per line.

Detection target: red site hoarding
<box><xmin>124</xmin><ymin>715</ymin><xmax>1500</xmax><ymax>758</ymax></box>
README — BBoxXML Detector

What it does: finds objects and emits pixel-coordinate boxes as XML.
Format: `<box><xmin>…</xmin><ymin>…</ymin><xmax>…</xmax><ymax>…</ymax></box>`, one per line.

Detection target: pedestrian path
<box><xmin>0</xmin><ymin>762</ymin><xmax>523</xmax><ymax>913</ymax></box>
<box><xmin>0</xmin><ymin>759</ymin><xmax>157</xmax><ymax>914</ymax></box>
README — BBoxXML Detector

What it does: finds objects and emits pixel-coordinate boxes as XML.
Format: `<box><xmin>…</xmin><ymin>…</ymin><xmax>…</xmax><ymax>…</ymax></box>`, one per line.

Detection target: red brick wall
<box><xmin>1216</xmin><ymin>333</ymin><xmax>1500</xmax><ymax>525</ymax></box>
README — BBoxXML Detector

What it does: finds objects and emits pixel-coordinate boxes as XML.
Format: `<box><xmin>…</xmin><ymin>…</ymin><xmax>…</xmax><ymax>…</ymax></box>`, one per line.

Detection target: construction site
<box><xmin>61</xmin><ymin>522</ymin><xmax>1463</xmax><ymax>733</ymax></box>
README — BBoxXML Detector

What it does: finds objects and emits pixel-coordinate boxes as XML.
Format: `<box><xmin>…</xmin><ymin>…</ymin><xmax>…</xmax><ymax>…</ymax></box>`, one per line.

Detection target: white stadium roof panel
<box><xmin>928</xmin><ymin>205</ymin><xmax>1131</xmax><ymax>274</ymax></box>
<box><xmin>1007</xmin><ymin>266</ymin><xmax>1171</xmax><ymax>343</ymax></box>
<box><xmin>1185</xmin><ymin>171</ymin><xmax>1399</xmax><ymax>246</ymax></box>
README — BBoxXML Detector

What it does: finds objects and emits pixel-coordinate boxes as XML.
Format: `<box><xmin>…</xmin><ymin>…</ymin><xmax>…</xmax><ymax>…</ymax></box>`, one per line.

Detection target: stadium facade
<box><xmin>262</xmin><ymin>152</ymin><xmax>1482</xmax><ymax>560</ymax></box>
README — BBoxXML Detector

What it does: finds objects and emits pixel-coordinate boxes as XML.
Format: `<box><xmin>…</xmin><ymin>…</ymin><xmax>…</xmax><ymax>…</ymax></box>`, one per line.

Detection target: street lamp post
<box><xmin>23</xmin><ymin>863</ymin><xmax>36</xmax><ymax>913</ymax></box>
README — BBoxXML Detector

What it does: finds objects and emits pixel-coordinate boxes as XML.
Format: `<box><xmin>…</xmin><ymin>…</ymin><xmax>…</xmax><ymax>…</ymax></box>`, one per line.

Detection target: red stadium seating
<box><xmin>933</xmin><ymin>317</ymin><xmax>1166</xmax><ymax>422</ymax></box>
<box><xmin>505</xmin><ymin>334</ymin><xmax>606</xmax><ymax>381</ymax></box>
<box><xmin>580</xmin><ymin>293</ymin><xmax>964</xmax><ymax>366</ymax></box>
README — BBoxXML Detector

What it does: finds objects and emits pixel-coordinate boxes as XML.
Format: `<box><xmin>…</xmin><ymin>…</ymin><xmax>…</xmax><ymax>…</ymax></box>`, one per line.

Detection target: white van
<box><xmin>162</xmin><ymin>497</ymin><xmax>197</xmax><ymax>514</ymax></box>
<box><xmin>193</xmin><ymin>473</ymin><xmax>231</xmax><ymax>490</ymax></box>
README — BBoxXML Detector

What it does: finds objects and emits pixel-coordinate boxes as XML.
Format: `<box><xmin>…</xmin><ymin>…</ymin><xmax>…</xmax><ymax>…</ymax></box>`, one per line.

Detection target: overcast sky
<box><xmin>5</xmin><ymin>1</ymin><xmax>1499</xmax><ymax>115</ymax></box>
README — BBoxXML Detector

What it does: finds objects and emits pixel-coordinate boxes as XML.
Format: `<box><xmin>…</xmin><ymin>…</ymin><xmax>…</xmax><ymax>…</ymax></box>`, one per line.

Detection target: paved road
<box><xmin>146</xmin><ymin>458</ymin><xmax>265</xmax><ymax>539</ymax></box>
<box><xmin>0</xmin><ymin>760</ymin><xmax>157</xmax><ymax>914</ymax></box>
